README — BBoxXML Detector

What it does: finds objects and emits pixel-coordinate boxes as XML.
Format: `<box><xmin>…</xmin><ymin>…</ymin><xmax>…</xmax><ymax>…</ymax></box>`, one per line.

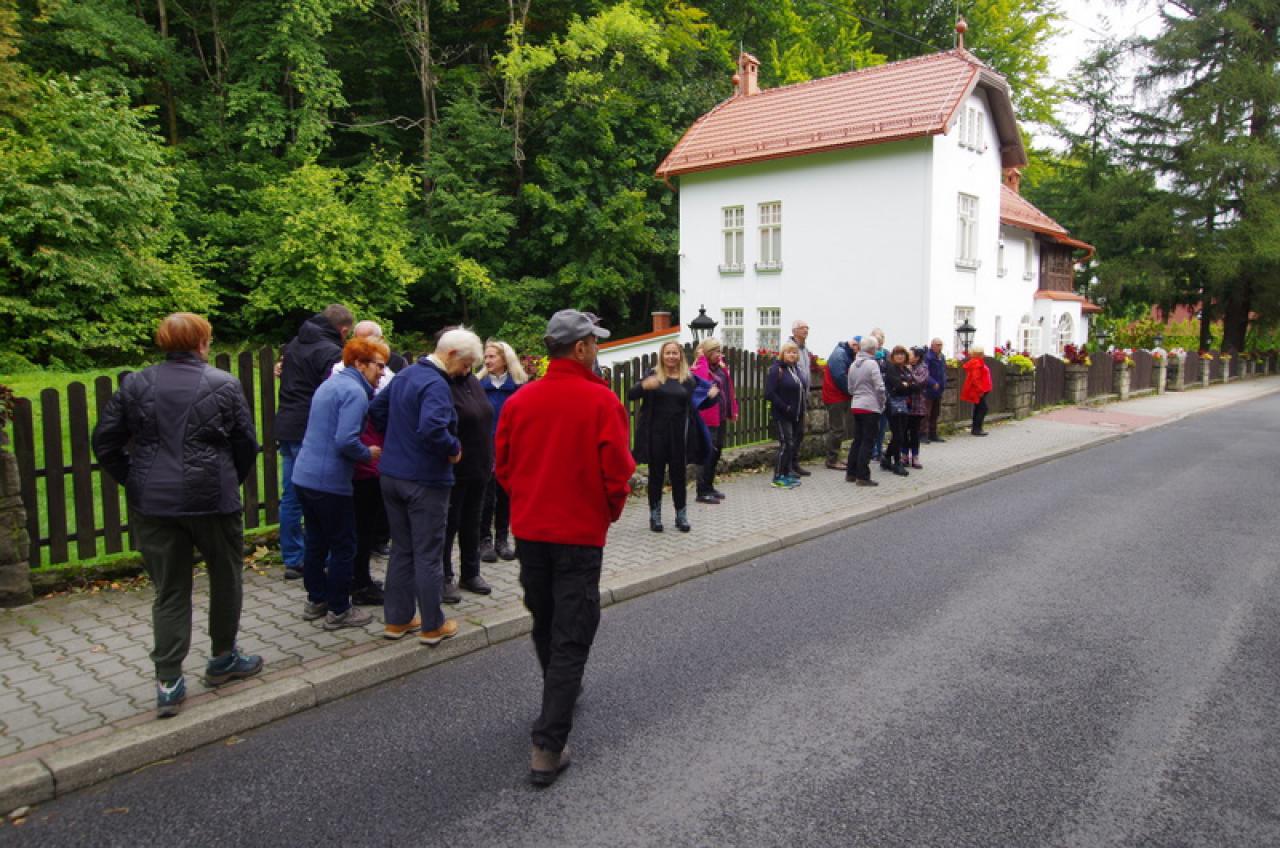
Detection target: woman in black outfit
<box><xmin>766</xmin><ymin>341</ymin><xmax>807</xmax><ymax>488</ymax></box>
<box><xmin>881</xmin><ymin>345</ymin><xmax>914</xmax><ymax>477</ymax></box>
<box><xmin>442</xmin><ymin>354</ymin><xmax>494</xmax><ymax>601</ymax></box>
<box><xmin>630</xmin><ymin>341</ymin><xmax>717</xmax><ymax>533</ymax></box>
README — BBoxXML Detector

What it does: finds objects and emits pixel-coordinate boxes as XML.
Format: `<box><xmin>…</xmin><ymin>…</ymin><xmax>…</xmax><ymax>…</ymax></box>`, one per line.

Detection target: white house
<box><xmin>653</xmin><ymin>43</ymin><xmax>1097</xmax><ymax>360</ymax></box>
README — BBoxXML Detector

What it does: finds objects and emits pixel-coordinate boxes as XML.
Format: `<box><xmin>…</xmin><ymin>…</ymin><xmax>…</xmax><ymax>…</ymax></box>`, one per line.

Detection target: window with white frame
<box><xmin>1018</xmin><ymin>314</ymin><xmax>1041</xmax><ymax>356</ymax></box>
<box><xmin>1056</xmin><ymin>313</ymin><xmax>1074</xmax><ymax>355</ymax></box>
<box><xmin>997</xmin><ymin>238</ymin><xmax>1007</xmax><ymax>277</ymax></box>
<box><xmin>1023</xmin><ymin>238</ymin><xmax>1035</xmax><ymax>280</ymax></box>
<box><xmin>757</xmin><ymin>307</ymin><xmax>781</xmax><ymax>351</ymax></box>
<box><xmin>720</xmin><ymin>206</ymin><xmax>744</xmax><ymax>272</ymax></box>
<box><xmin>721</xmin><ymin>308</ymin><xmax>744</xmax><ymax>350</ymax></box>
<box><xmin>757</xmin><ymin>202</ymin><xmax>782</xmax><ymax>270</ymax></box>
<box><xmin>958</xmin><ymin>105</ymin><xmax>986</xmax><ymax>151</ymax></box>
<box><xmin>954</xmin><ymin>306</ymin><xmax>975</xmax><ymax>353</ymax></box>
<box><xmin>956</xmin><ymin>194</ymin><xmax>979</xmax><ymax>267</ymax></box>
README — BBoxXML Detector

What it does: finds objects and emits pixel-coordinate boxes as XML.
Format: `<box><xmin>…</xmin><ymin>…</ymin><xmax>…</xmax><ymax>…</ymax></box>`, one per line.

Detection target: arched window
<box><xmin>1056</xmin><ymin>314</ymin><xmax>1074</xmax><ymax>355</ymax></box>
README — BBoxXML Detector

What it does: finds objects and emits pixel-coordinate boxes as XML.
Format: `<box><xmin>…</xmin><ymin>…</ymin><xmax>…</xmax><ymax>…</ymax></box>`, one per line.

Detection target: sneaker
<box><xmin>695</xmin><ymin>492</ymin><xmax>720</xmax><ymax>504</ymax></box>
<box><xmin>782</xmin><ymin>475</ymin><xmax>802</xmax><ymax>486</ymax></box>
<box><xmin>530</xmin><ymin>743</ymin><xmax>572</xmax><ymax>786</ymax></box>
<box><xmin>384</xmin><ymin>617</ymin><xmax>422</xmax><ymax>640</ymax></box>
<box><xmin>284</xmin><ymin>566</ymin><xmax>303</xmax><ymax>581</ymax></box>
<box><xmin>771</xmin><ymin>477</ymin><xmax>791</xmax><ymax>489</ymax></box>
<box><xmin>302</xmin><ymin>600</ymin><xmax>328</xmax><ymax>621</ymax></box>
<box><xmin>460</xmin><ymin>576</ymin><xmax>492</xmax><ymax>595</ymax></box>
<box><xmin>495</xmin><ymin>538</ymin><xmax>517</xmax><ymax>561</ymax></box>
<box><xmin>419</xmin><ymin>619</ymin><xmax>459</xmax><ymax>646</ymax></box>
<box><xmin>442</xmin><ymin>581</ymin><xmax>462</xmax><ymax>604</ymax></box>
<box><xmin>322</xmin><ymin>606</ymin><xmax>374</xmax><ymax>631</ymax></box>
<box><xmin>854</xmin><ymin>478</ymin><xmax>879</xmax><ymax>487</ymax></box>
<box><xmin>710</xmin><ymin>489</ymin><xmax>727</xmax><ymax>500</ymax></box>
<box><xmin>156</xmin><ymin>677</ymin><xmax>186</xmax><ymax>718</ymax></box>
<box><xmin>205</xmin><ymin>647</ymin><xmax>264</xmax><ymax>687</ymax></box>
<box><xmin>479</xmin><ymin>539</ymin><xmax>498</xmax><ymax>563</ymax></box>
<box><xmin>791</xmin><ymin>467</ymin><xmax>812</xmax><ymax>477</ymax></box>
<box><xmin>350</xmin><ymin>583</ymin><xmax>384</xmax><ymax>606</ymax></box>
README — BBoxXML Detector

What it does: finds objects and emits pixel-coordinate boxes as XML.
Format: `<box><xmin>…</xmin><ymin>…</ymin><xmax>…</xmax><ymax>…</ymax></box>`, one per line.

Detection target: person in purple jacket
<box><xmin>690</xmin><ymin>338</ymin><xmax>738</xmax><ymax>504</ymax></box>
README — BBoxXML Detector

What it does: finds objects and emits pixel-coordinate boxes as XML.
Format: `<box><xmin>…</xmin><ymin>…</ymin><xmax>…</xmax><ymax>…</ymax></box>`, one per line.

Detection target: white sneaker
<box><xmin>322</xmin><ymin>606</ymin><xmax>373</xmax><ymax>631</ymax></box>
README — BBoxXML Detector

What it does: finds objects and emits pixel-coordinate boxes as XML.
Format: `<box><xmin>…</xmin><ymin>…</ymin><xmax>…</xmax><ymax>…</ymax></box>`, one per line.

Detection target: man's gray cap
<box><xmin>545</xmin><ymin>309</ymin><xmax>611</xmax><ymax>346</ymax></box>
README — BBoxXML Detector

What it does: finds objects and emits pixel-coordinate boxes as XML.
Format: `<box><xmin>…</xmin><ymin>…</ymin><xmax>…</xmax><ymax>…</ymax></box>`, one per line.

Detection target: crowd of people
<box><xmin>90</xmin><ymin>305</ymin><xmax>992</xmax><ymax>784</ymax></box>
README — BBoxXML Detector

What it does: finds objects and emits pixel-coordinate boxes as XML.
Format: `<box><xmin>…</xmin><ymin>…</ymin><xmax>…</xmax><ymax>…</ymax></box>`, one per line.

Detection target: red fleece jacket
<box><xmin>495</xmin><ymin>358</ymin><xmax>636</xmax><ymax>547</ymax></box>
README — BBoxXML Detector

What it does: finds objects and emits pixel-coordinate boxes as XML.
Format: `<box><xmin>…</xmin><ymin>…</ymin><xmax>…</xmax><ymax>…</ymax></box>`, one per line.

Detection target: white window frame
<box><xmin>721</xmin><ymin>308</ymin><xmax>744</xmax><ymax>350</ymax></box>
<box><xmin>958</xmin><ymin>105</ymin><xmax>986</xmax><ymax>152</ymax></box>
<box><xmin>757</xmin><ymin>306</ymin><xmax>781</xmax><ymax>351</ymax></box>
<box><xmin>956</xmin><ymin>194</ymin><xmax>979</xmax><ymax>268</ymax></box>
<box><xmin>1018</xmin><ymin>314</ymin><xmax>1041</xmax><ymax>356</ymax></box>
<box><xmin>720</xmin><ymin>206</ymin><xmax>744</xmax><ymax>274</ymax></box>
<box><xmin>756</xmin><ymin>201</ymin><xmax>782</xmax><ymax>271</ymax></box>
<box><xmin>1023</xmin><ymin>238</ymin><xmax>1035</xmax><ymax>281</ymax></box>
<box><xmin>1056</xmin><ymin>313</ymin><xmax>1074</xmax><ymax>355</ymax></box>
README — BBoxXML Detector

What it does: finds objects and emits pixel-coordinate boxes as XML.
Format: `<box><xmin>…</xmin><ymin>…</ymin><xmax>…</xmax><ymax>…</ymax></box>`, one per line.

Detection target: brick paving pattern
<box><xmin>1</xmin><ymin>378</ymin><xmax>1276</xmax><ymax>763</ymax></box>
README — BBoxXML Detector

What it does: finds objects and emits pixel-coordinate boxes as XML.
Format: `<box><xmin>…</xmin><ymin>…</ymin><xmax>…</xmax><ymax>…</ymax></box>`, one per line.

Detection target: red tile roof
<box><xmin>1000</xmin><ymin>185</ymin><xmax>1095</xmax><ymax>258</ymax></box>
<box><xmin>657</xmin><ymin>49</ymin><xmax>1026</xmax><ymax>179</ymax></box>
<box><xmin>1035</xmin><ymin>290</ymin><xmax>1103</xmax><ymax>313</ymax></box>
<box><xmin>598</xmin><ymin>327</ymin><xmax>680</xmax><ymax>351</ymax></box>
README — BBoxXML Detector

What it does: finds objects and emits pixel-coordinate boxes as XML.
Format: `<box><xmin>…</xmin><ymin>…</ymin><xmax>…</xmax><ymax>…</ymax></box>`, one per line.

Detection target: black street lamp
<box><xmin>956</xmin><ymin>317</ymin><xmax>976</xmax><ymax>355</ymax></box>
<box><xmin>688</xmin><ymin>305</ymin><xmax>718</xmax><ymax>344</ymax></box>
<box><xmin>1153</xmin><ymin>332</ymin><xmax>1165</xmax><ymax>350</ymax></box>
<box><xmin>1095</xmin><ymin>325</ymin><xmax>1112</xmax><ymax>351</ymax></box>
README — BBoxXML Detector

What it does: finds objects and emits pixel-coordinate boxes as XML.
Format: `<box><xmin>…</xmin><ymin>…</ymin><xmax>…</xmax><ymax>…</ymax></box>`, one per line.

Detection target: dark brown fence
<box><xmin>1209</xmin><ymin>356</ymin><xmax>1223</xmax><ymax>381</ymax></box>
<box><xmin>956</xmin><ymin>356</ymin><xmax>1004</xmax><ymax>420</ymax></box>
<box><xmin>1087</xmin><ymin>354</ymin><xmax>1114</xmax><ymax>398</ymax></box>
<box><xmin>1034</xmin><ymin>355</ymin><xmax>1066</xmax><ymax>407</ymax></box>
<box><xmin>1184</xmin><ymin>353</ymin><xmax>1202</xmax><ymax>383</ymax></box>
<box><xmin>1229</xmin><ymin>356</ymin><xmax>1242</xmax><ymax>378</ymax></box>
<box><xmin>1131</xmin><ymin>350</ymin><xmax>1154</xmax><ymax>391</ymax></box>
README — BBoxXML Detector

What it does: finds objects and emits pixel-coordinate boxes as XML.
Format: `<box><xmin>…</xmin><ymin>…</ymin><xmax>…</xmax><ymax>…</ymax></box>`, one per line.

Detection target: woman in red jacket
<box><xmin>960</xmin><ymin>346</ymin><xmax>993</xmax><ymax>436</ymax></box>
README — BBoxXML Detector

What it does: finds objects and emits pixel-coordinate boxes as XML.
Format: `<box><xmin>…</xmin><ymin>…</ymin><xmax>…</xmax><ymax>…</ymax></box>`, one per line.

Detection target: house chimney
<box><xmin>1003</xmin><ymin>168</ymin><xmax>1022</xmax><ymax>194</ymax></box>
<box><xmin>735</xmin><ymin>52</ymin><xmax>760</xmax><ymax>97</ymax></box>
<box><xmin>652</xmin><ymin>311</ymin><xmax>672</xmax><ymax>332</ymax></box>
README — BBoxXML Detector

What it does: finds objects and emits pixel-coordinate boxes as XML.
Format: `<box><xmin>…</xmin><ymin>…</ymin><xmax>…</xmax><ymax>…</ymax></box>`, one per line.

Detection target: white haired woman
<box><xmin>477</xmin><ymin>340</ymin><xmax>529</xmax><ymax>562</ymax></box>
<box><xmin>369</xmin><ymin>326</ymin><xmax>484</xmax><ymax>645</ymax></box>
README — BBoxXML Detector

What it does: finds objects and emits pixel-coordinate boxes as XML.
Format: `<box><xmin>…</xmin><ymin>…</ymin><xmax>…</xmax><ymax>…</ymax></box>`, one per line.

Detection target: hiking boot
<box><xmin>350</xmin><ymin>583</ymin><xmax>384</xmax><ymax>606</ymax></box>
<box><xmin>384</xmin><ymin>617</ymin><xmax>422</xmax><ymax>640</ymax></box>
<box><xmin>156</xmin><ymin>677</ymin><xmax>186</xmax><ymax>718</ymax></box>
<box><xmin>695</xmin><ymin>492</ymin><xmax>719</xmax><ymax>505</ymax></box>
<box><xmin>675</xmin><ymin>508</ymin><xmax>691</xmax><ymax>532</ymax></box>
<box><xmin>479</xmin><ymin>539</ymin><xmax>499</xmax><ymax>563</ymax></box>
<box><xmin>892</xmin><ymin>464</ymin><xmax>909</xmax><ymax>477</ymax></box>
<box><xmin>495</xmin><ymin>538</ymin><xmax>517</xmax><ymax>561</ymax></box>
<box><xmin>460</xmin><ymin>576</ymin><xmax>492</xmax><ymax>595</ymax></box>
<box><xmin>419</xmin><ymin>619</ymin><xmax>459</xmax><ymax>646</ymax></box>
<box><xmin>205</xmin><ymin>647</ymin><xmax>264</xmax><ymax>687</ymax></box>
<box><xmin>442</xmin><ymin>581</ymin><xmax>462</xmax><ymax>604</ymax></box>
<box><xmin>322</xmin><ymin>606</ymin><xmax>374</xmax><ymax>631</ymax></box>
<box><xmin>530</xmin><ymin>743</ymin><xmax>572</xmax><ymax>786</ymax></box>
<box><xmin>301</xmin><ymin>600</ymin><xmax>328</xmax><ymax>621</ymax></box>
<box><xmin>854</xmin><ymin>478</ymin><xmax>879</xmax><ymax>487</ymax></box>
<box><xmin>649</xmin><ymin>507</ymin><xmax>663</xmax><ymax>533</ymax></box>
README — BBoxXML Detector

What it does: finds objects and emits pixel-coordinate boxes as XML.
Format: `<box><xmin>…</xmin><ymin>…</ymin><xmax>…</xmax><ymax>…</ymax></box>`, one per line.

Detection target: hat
<box><xmin>545</xmin><ymin>309</ymin><xmax>611</xmax><ymax>346</ymax></box>
<box><xmin>853</xmin><ymin>335</ymin><xmax>862</xmax><ymax>342</ymax></box>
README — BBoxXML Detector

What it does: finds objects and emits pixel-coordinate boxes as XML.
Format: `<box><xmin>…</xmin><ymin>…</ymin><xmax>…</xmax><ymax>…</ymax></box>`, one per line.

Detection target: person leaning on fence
<box><xmin>766</xmin><ymin>341</ymin><xmax>807</xmax><ymax>489</ymax></box>
<box><xmin>494</xmin><ymin>309</ymin><xmax>635</xmax><ymax>786</ymax></box>
<box><xmin>369</xmin><ymin>327</ymin><xmax>481</xmax><ymax>644</ymax></box>
<box><xmin>291</xmin><ymin>337</ymin><xmax>389</xmax><ymax>631</ymax></box>
<box><xmin>924</xmin><ymin>338</ymin><xmax>947</xmax><ymax>442</ymax></box>
<box><xmin>477</xmin><ymin>340</ymin><xmax>528</xmax><ymax>563</ymax></box>
<box><xmin>274</xmin><ymin>305</ymin><xmax>355</xmax><ymax>581</ymax></box>
<box><xmin>961</xmin><ymin>346</ymin><xmax>993</xmax><ymax>436</ymax></box>
<box><xmin>629</xmin><ymin>340</ymin><xmax>717</xmax><ymax>533</ymax></box>
<box><xmin>91</xmin><ymin>313</ymin><xmax>263</xmax><ymax>718</ymax></box>
<box><xmin>690</xmin><ymin>338</ymin><xmax>738</xmax><ymax>505</ymax></box>
<box><xmin>822</xmin><ymin>335</ymin><xmax>859</xmax><ymax>471</ymax></box>
<box><xmin>845</xmin><ymin>334</ymin><xmax>886</xmax><ymax>486</ymax></box>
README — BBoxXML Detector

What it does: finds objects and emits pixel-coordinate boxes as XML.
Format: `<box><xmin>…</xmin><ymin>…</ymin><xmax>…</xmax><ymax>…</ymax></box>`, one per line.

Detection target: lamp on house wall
<box><xmin>688</xmin><ymin>305</ymin><xmax>718</xmax><ymax>344</ymax></box>
<box><xmin>956</xmin><ymin>317</ymin><xmax>976</xmax><ymax>354</ymax></box>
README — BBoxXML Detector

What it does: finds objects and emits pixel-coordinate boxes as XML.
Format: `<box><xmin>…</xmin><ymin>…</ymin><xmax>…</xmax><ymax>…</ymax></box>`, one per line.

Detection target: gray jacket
<box><xmin>847</xmin><ymin>350</ymin><xmax>886</xmax><ymax>413</ymax></box>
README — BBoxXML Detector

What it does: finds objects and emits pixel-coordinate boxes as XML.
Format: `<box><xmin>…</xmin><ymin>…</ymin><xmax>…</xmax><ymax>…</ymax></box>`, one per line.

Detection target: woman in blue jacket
<box><xmin>292</xmin><ymin>337</ymin><xmax>389</xmax><ymax>631</ymax></box>
<box><xmin>477</xmin><ymin>340</ymin><xmax>528</xmax><ymax>562</ymax></box>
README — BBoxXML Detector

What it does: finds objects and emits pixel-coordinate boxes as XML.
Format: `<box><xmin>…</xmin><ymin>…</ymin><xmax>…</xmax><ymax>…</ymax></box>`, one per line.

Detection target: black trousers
<box><xmin>905</xmin><ymin>416</ymin><xmax>923</xmax><ymax>455</ymax></box>
<box><xmin>352</xmin><ymin>476</ymin><xmax>387</xmax><ymax>591</ymax></box>
<box><xmin>479</xmin><ymin>474</ymin><xmax>511</xmax><ymax>543</ymax></box>
<box><xmin>926</xmin><ymin>396</ymin><xmax>942</xmax><ymax>439</ymax></box>
<box><xmin>697</xmin><ymin>422</ymin><xmax>726</xmax><ymax>495</ymax></box>
<box><xmin>774</xmin><ymin>417</ymin><xmax>799</xmax><ymax>477</ymax></box>
<box><xmin>444</xmin><ymin>475</ymin><xmax>486</xmax><ymax>582</ymax></box>
<box><xmin>885</xmin><ymin>413</ymin><xmax>908</xmax><ymax>465</ymax></box>
<box><xmin>647</xmin><ymin>420</ymin><xmax>688</xmax><ymax>510</ymax></box>
<box><xmin>847</xmin><ymin>411</ymin><xmax>881</xmax><ymax>481</ymax></box>
<box><xmin>517</xmin><ymin>540</ymin><xmax>603</xmax><ymax>753</ymax></box>
<box><xmin>972</xmin><ymin>394</ymin><xmax>989</xmax><ymax>433</ymax></box>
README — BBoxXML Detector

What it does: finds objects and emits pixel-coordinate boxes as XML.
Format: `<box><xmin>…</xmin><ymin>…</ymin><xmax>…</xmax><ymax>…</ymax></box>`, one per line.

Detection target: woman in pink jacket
<box><xmin>690</xmin><ymin>338</ymin><xmax>739</xmax><ymax>504</ymax></box>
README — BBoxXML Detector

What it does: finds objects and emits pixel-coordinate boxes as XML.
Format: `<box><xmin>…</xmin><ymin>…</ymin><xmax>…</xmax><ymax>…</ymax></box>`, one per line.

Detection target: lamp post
<box><xmin>1095</xmin><ymin>326</ymin><xmax>1112</xmax><ymax>351</ymax></box>
<box><xmin>956</xmin><ymin>317</ymin><xmax>976</xmax><ymax>356</ymax></box>
<box><xmin>688</xmin><ymin>305</ymin><xmax>718</xmax><ymax>345</ymax></box>
<box><xmin>1153</xmin><ymin>332</ymin><xmax>1165</xmax><ymax>350</ymax></box>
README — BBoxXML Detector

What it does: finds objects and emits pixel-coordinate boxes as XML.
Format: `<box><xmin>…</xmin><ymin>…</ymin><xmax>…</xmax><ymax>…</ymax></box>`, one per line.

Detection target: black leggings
<box><xmin>905</xmin><ymin>416</ymin><xmax>922</xmax><ymax>456</ymax></box>
<box><xmin>885</xmin><ymin>413</ymin><xmax>907</xmax><ymax>465</ymax></box>
<box><xmin>972</xmin><ymin>394</ymin><xmax>989</xmax><ymax>433</ymax></box>
<box><xmin>647</xmin><ymin>424</ymin><xmax>688</xmax><ymax>510</ymax></box>
<box><xmin>774</xmin><ymin>417</ymin><xmax>799</xmax><ymax>478</ymax></box>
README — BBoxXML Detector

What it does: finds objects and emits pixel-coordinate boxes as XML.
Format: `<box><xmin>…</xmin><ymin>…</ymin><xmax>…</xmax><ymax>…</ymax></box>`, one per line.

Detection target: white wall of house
<box><xmin>676</xmin><ymin>139</ymin><xmax>932</xmax><ymax>361</ymax></box>
<box><xmin>992</xmin><ymin>223</ymin><xmax>1044</xmax><ymax>353</ymax></box>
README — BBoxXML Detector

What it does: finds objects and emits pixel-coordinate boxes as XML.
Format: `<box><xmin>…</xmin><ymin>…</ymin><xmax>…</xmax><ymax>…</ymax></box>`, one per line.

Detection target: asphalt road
<box><xmin>5</xmin><ymin>395</ymin><xmax>1280</xmax><ymax>847</ymax></box>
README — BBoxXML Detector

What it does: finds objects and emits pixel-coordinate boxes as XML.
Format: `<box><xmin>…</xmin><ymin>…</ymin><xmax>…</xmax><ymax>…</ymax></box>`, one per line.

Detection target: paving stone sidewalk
<box><xmin>1</xmin><ymin>377</ymin><xmax>1277</xmax><ymax>768</ymax></box>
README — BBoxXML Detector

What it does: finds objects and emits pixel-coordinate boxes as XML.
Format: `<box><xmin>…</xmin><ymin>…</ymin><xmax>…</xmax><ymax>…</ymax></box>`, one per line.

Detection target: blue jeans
<box><xmin>295</xmin><ymin>485</ymin><xmax>356</xmax><ymax>614</ymax></box>
<box><xmin>277</xmin><ymin>440</ymin><xmax>304</xmax><ymax>568</ymax></box>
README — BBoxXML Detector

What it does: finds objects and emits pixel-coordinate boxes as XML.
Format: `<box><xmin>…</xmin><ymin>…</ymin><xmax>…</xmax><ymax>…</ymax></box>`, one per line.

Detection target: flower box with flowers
<box><xmin>1062</xmin><ymin>344</ymin><xmax>1091</xmax><ymax>367</ymax></box>
<box><xmin>1111</xmin><ymin>349</ymin><xmax>1135</xmax><ymax>368</ymax></box>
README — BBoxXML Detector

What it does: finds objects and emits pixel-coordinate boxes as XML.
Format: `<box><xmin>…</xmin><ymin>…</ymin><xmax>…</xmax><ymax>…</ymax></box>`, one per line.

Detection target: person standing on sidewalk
<box><xmin>961</xmin><ymin>346</ymin><xmax>993</xmax><ymax>436</ymax></box>
<box><xmin>690</xmin><ymin>338</ymin><xmax>738</xmax><ymax>504</ymax></box>
<box><xmin>370</xmin><ymin>328</ymin><xmax>482</xmax><ymax>645</ymax></box>
<box><xmin>881</xmin><ymin>346</ymin><xmax>913</xmax><ymax>478</ymax></box>
<box><xmin>495</xmin><ymin>309</ymin><xmax>635</xmax><ymax>786</ymax></box>
<box><xmin>274</xmin><ymin>305</ymin><xmax>354</xmax><ymax>581</ymax></box>
<box><xmin>924</xmin><ymin>338</ymin><xmax>947</xmax><ymax>442</ymax></box>
<box><xmin>93</xmin><ymin>313</ymin><xmax>263</xmax><ymax>718</ymax></box>
<box><xmin>822</xmin><ymin>336</ymin><xmax>859</xmax><ymax>471</ymax></box>
<box><xmin>845</xmin><ymin>335</ymin><xmax>886</xmax><ymax>486</ymax></box>
<box><xmin>478</xmin><ymin>340</ymin><xmax>528</xmax><ymax>563</ymax></box>
<box><xmin>905</xmin><ymin>347</ymin><xmax>930</xmax><ymax>469</ymax></box>
<box><xmin>442</xmin><ymin>345</ymin><xmax>495</xmax><ymax>602</ymax></box>
<box><xmin>786</xmin><ymin>320</ymin><xmax>813</xmax><ymax>477</ymax></box>
<box><xmin>767</xmin><ymin>341</ymin><xmax>806</xmax><ymax>489</ymax></box>
<box><xmin>291</xmin><ymin>337</ymin><xmax>388</xmax><ymax>631</ymax></box>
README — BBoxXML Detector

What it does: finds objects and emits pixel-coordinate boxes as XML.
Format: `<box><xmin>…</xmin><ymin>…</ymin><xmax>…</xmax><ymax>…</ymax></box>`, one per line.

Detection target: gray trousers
<box><xmin>825</xmin><ymin>400</ymin><xmax>852</xmax><ymax>463</ymax></box>
<box><xmin>133</xmin><ymin>511</ymin><xmax>244</xmax><ymax>681</ymax></box>
<box><xmin>381</xmin><ymin>475</ymin><xmax>450</xmax><ymax>632</ymax></box>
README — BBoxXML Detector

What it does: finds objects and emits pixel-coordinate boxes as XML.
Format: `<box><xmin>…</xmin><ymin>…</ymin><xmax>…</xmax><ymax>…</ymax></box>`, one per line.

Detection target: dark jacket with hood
<box><xmin>92</xmin><ymin>352</ymin><xmax>259</xmax><ymax>516</ymax></box>
<box><xmin>274</xmin><ymin>314</ymin><xmax>346</xmax><ymax>442</ymax></box>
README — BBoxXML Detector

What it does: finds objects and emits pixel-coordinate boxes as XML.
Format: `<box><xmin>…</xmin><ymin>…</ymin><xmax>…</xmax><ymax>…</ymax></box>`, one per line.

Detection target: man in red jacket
<box><xmin>495</xmin><ymin>309</ymin><xmax>635</xmax><ymax>786</ymax></box>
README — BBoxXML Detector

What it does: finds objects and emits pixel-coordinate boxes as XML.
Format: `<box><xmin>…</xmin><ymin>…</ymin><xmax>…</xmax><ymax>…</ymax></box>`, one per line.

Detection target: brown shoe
<box><xmin>383</xmin><ymin>617</ymin><xmax>421</xmax><ymax>640</ymax></box>
<box><xmin>825</xmin><ymin>460</ymin><xmax>847</xmax><ymax>471</ymax></box>
<box><xmin>419</xmin><ymin>619</ymin><xmax>459</xmax><ymax>646</ymax></box>
<box><xmin>530</xmin><ymin>743</ymin><xmax>572</xmax><ymax>786</ymax></box>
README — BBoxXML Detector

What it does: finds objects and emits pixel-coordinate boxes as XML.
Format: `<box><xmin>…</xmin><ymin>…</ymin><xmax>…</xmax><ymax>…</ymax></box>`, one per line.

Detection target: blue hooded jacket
<box><xmin>369</xmin><ymin>357</ymin><xmax>460</xmax><ymax>488</ymax></box>
<box><xmin>826</xmin><ymin>342</ymin><xmax>856</xmax><ymax>390</ymax></box>
<box><xmin>291</xmin><ymin>366</ymin><xmax>374</xmax><ymax>496</ymax></box>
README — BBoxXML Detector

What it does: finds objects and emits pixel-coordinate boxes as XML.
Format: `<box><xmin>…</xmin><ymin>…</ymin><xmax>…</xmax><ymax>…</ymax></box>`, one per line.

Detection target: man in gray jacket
<box><xmin>845</xmin><ymin>336</ymin><xmax>886</xmax><ymax>486</ymax></box>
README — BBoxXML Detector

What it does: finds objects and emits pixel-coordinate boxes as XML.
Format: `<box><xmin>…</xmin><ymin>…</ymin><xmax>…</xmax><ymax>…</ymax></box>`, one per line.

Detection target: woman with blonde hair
<box><xmin>477</xmin><ymin>339</ymin><xmax>528</xmax><ymax>562</ymax></box>
<box><xmin>766</xmin><ymin>341</ymin><xmax>806</xmax><ymax>488</ymax></box>
<box><xmin>690</xmin><ymin>337</ymin><xmax>738</xmax><ymax>504</ymax></box>
<box><xmin>629</xmin><ymin>340</ymin><xmax>717</xmax><ymax>532</ymax></box>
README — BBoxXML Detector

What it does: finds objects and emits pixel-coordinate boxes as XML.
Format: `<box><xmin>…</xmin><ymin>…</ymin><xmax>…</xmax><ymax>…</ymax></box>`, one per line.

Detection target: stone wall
<box><xmin>0</xmin><ymin>443</ymin><xmax>33</xmax><ymax>607</ymax></box>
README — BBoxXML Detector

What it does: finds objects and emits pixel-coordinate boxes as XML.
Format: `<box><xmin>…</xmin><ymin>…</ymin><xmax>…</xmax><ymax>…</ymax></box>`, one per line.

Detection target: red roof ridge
<box><xmin>742</xmin><ymin>48</ymin><xmax>981</xmax><ymax>101</ymax></box>
<box><xmin>598</xmin><ymin>326</ymin><xmax>680</xmax><ymax>351</ymax></box>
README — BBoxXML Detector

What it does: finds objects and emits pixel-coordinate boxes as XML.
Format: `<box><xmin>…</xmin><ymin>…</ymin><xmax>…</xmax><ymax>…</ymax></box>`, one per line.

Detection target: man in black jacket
<box><xmin>93</xmin><ymin>313</ymin><xmax>264</xmax><ymax>718</ymax></box>
<box><xmin>274</xmin><ymin>305</ymin><xmax>354</xmax><ymax>580</ymax></box>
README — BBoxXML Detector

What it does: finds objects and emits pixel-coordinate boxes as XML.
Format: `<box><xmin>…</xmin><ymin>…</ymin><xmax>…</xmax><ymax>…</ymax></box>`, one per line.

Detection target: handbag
<box><xmin>888</xmin><ymin>394</ymin><xmax>909</xmax><ymax>415</ymax></box>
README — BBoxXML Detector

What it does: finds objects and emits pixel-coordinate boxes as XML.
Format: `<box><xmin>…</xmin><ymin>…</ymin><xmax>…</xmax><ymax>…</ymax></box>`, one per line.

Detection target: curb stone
<box><xmin>3</xmin><ymin>378</ymin><xmax>1278</xmax><ymax>813</ymax></box>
